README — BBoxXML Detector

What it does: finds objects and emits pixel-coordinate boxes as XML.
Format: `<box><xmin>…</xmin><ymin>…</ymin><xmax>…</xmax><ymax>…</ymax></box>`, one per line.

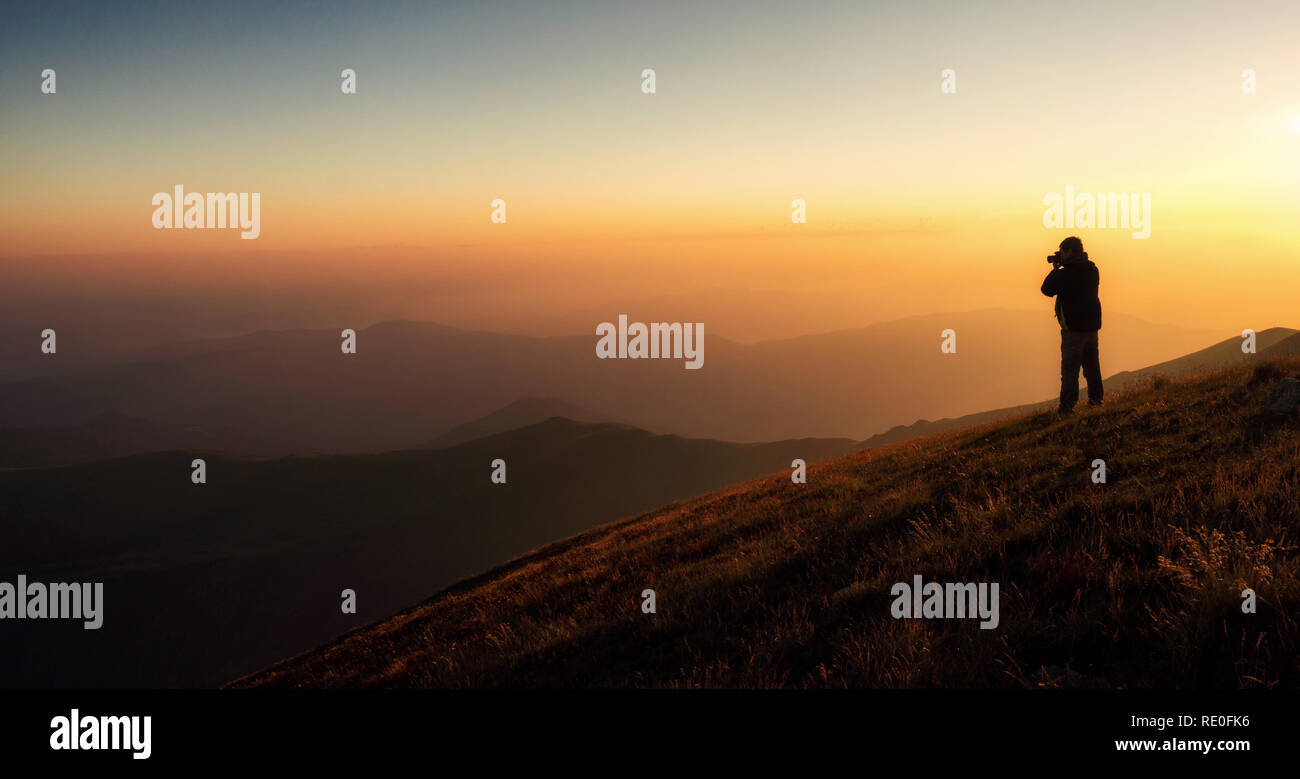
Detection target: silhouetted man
<box><xmin>1041</xmin><ymin>236</ymin><xmax>1102</xmax><ymax>414</ymax></box>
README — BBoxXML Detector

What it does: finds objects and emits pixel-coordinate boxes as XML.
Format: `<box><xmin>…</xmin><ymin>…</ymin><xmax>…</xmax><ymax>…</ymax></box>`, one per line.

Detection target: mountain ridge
<box><xmin>231</xmin><ymin>355</ymin><xmax>1300</xmax><ymax>689</ymax></box>
<box><xmin>0</xmin><ymin>415</ymin><xmax>856</xmax><ymax>687</ymax></box>
<box><xmin>0</xmin><ymin>309</ymin><xmax>1231</xmax><ymax>453</ymax></box>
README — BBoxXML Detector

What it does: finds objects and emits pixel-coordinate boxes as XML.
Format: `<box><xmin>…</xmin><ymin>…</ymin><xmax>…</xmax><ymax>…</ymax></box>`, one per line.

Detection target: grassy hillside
<box><xmin>860</xmin><ymin>327</ymin><xmax>1298</xmax><ymax>449</ymax></box>
<box><xmin>0</xmin><ymin>419</ymin><xmax>854</xmax><ymax>687</ymax></box>
<box><xmin>235</xmin><ymin>358</ymin><xmax>1300</xmax><ymax>689</ymax></box>
<box><xmin>1104</xmin><ymin>326</ymin><xmax>1298</xmax><ymax>392</ymax></box>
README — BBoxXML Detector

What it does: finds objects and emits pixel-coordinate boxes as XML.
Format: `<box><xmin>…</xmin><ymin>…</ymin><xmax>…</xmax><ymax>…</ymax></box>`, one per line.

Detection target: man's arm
<box><xmin>1041</xmin><ymin>267</ymin><xmax>1062</xmax><ymax>297</ymax></box>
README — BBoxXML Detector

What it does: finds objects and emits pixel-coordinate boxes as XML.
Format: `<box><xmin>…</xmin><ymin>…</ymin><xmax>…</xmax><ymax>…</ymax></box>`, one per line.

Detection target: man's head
<box><xmin>1058</xmin><ymin>236</ymin><xmax>1084</xmax><ymax>261</ymax></box>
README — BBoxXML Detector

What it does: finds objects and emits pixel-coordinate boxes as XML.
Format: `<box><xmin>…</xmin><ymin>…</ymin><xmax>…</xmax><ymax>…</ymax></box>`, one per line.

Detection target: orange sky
<box><xmin>2</xmin><ymin>0</ymin><xmax>1298</xmax><ymax>337</ymax></box>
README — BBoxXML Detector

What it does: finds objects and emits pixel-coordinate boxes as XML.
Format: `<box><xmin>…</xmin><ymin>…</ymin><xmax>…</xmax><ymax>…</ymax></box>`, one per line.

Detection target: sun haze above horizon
<box><xmin>2</xmin><ymin>0</ymin><xmax>1298</xmax><ymax>338</ymax></box>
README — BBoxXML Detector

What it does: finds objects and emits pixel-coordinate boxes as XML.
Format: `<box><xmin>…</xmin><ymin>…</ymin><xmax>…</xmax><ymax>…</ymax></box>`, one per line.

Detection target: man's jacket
<box><xmin>1041</xmin><ymin>256</ymin><xmax>1102</xmax><ymax>331</ymax></box>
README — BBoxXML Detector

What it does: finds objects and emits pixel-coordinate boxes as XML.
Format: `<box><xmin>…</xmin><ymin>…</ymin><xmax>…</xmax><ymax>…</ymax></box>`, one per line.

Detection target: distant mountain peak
<box><xmin>422</xmin><ymin>396</ymin><xmax>628</xmax><ymax>449</ymax></box>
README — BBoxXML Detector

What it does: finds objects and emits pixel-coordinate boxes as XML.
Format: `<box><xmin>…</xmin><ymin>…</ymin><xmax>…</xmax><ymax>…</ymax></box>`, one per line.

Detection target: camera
<box><xmin>1047</xmin><ymin>250</ymin><xmax>1064</xmax><ymax>265</ymax></box>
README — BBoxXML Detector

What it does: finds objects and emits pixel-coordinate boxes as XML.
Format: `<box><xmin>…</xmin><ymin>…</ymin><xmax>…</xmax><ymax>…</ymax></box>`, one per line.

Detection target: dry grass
<box><xmin>233</xmin><ymin>359</ymin><xmax>1300</xmax><ymax>689</ymax></box>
